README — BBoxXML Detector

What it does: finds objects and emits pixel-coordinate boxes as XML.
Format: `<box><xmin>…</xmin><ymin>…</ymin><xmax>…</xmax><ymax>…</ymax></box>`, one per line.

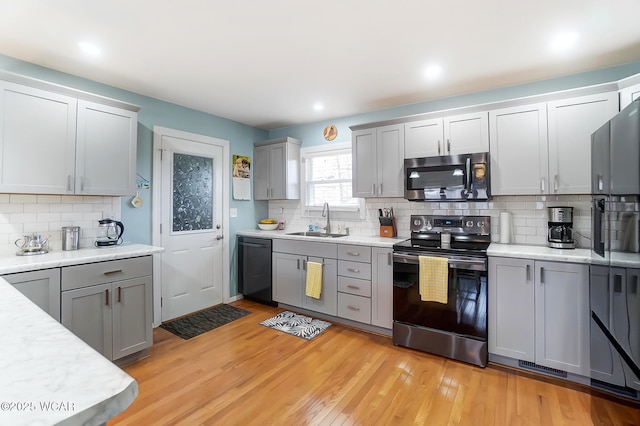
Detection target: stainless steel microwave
<box><xmin>404</xmin><ymin>152</ymin><xmax>490</xmax><ymax>201</ymax></box>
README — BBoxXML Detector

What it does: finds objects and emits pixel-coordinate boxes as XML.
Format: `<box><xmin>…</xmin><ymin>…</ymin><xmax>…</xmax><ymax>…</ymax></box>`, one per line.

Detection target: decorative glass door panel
<box><xmin>172</xmin><ymin>153</ymin><xmax>214</xmax><ymax>233</ymax></box>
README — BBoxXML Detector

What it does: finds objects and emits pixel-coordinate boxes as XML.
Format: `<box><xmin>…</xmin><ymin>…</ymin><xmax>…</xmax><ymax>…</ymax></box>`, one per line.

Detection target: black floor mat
<box><xmin>160</xmin><ymin>304</ymin><xmax>251</xmax><ymax>339</ymax></box>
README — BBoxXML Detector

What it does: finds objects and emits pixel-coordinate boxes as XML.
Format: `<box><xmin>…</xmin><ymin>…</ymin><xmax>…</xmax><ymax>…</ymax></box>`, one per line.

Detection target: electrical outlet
<box><xmin>230</xmin><ymin>208</ymin><xmax>238</xmax><ymax>218</ymax></box>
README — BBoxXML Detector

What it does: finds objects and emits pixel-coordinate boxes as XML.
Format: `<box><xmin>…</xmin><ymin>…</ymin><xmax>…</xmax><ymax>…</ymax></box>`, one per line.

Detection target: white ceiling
<box><xmin>1</xmin><ymin>0</ymin><xmax>639</xmax><ymax>130</ymax></box>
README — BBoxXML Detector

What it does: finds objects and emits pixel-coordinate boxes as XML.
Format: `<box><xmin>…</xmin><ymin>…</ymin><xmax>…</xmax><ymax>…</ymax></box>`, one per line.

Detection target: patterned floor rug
<box><xmin>260</xmin><ymin>311</ymin><xmax>332</xmax><ymax>340</ymax></box>
<box><xmin>160</xmin><ymin>304</ymin><xmax>251</xmax><ymax>339</ymax></box>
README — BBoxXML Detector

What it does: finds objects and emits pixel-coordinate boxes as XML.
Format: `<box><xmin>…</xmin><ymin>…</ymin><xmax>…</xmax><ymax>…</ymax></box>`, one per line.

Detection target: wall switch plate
<box><xmin>230</xmin><ymin>208</ymin><xmax>238</xmax><ymax>218</ymax></box>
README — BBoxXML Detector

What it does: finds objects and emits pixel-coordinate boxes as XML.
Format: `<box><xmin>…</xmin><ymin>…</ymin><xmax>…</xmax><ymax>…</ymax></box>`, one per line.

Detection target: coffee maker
<box><xmin>547</xmin><ymin>207</ymin><xmax>575</xmax><ymax>249</ymax></box>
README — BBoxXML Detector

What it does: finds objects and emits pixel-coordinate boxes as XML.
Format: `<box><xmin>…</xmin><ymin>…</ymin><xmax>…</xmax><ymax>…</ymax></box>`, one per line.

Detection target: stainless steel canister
<box><xmin>61</xmin><ymin>226</ymin><xmax>80</xmax><ymax>250</ymax></box>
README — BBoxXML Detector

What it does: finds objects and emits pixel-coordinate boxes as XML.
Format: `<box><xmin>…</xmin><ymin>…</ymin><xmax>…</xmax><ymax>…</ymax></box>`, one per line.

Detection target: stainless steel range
<box><xmin>392</xmin><ymin>214</ymin><xmax>491</xmax><ymax>367</ymax></box>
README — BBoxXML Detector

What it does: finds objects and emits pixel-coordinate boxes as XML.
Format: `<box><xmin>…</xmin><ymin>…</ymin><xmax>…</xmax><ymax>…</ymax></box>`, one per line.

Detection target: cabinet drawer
<box><xmin>338</xmin><ymin>276</ymin><xmax>371</xmax><ymax>297</ymax></box>
<box><xmin>338</xmin><ymin>260</ymin><xmax>371</xmax><ymax>280</ymax></box>
<box><xmin>62</xmin><ymin>256</ymin><xmax>152</xmax><ymax>291</ymax></box>
<box><xmin>338</xmin><ymin>293</ymin><xmax>371</xmax><ymax>324</ymax></box>
<box><xmin>338</xmin><ymin>245</ymin><xmax>371</xmax><ymax>263</ymax></box>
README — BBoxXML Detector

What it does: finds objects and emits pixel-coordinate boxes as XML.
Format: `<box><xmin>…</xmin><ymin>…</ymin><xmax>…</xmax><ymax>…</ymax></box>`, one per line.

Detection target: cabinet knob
<box><xmin>347</xmin><ymin>305</ymin><xmax>360</xmax><ymax>311</ymax></box>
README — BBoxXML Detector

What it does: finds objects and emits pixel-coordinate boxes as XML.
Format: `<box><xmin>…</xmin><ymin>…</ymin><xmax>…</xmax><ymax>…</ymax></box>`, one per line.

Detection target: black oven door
<box><xmin>392</xmin><ymin>252</ymin><xmax>487</xmax><ymax>341</ymax></box>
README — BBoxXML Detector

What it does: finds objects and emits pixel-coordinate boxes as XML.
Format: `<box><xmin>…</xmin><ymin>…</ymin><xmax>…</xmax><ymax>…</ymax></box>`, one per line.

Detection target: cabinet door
<box><xmin>590</xmin><ymin>265</ymin><xmax>626</xmax><ymax>385</ymax></box>
<box><xmin>626</xmin><ymin>268</ymin><xmax>640</xmax><ymax>389</ymax></box>
<box><xmin>2</xmin><ymin>269</ymin><xmax>61</xmax><ymax>321</ymax></box>
<box><xmin>404</xmin><ymin>118</ymin><xmax>443</xmax><ymax>158</ymax></box>
<box><xmin>376</xmin><ymin>124</ymin><xmax>404</xmax><ymax>197</ymax></box>
<box><xmin>620</xmin><ymin>83</ymin><xmax>640</xmax><ymax>110</ymax></box>
<box><xmin>371</xmin><ymin>248</ymin><xmax>392</xmax><ymax>329</ymax></box>
<box><xmin>352</xmin><ymin>128</ymin><xmax>377</xmax><ymax>197</ymax></box>
<box><xmin>444</xmin><ymin>111</ymin><xmax>489</xmax><ymax>155</ymax></box>
<box><xmin>272</xmin><ymin>252</ymin><xmax>303</xmax><ymax>307</ymax></box>
<box><xmin>489</xmin><ymin>103</ymin><xmax>548</xmax><ymax>195</ymax></box>
<box><xmin>112</xmin><ymin>276</ymin><xmax>152</xmax><ymax>360</ymax></box>
<box><xmin>547</xmin><ymin>92</ymin><xmax>618</xmax><ymax>194</ymax></box>
<box><xmin>535</xmin><ymin>261</ymin><xmax>589</xmax><ymax>376</ymax></box>
<box><xmin>488</xmin><ymin>257</ymin><xmax>535</xmax><ymax>361</ymax></box>
<box><xmin>268</xmin><ymin>143</ymin><xmax>287</xmax><ymax>199</ymax></box>
<box><xmin>302</xmin><ymin>257</ymin><xmax>337</xmax><ymax>316</ymax></box>
<box><xmin>0</xmin><ymin>81</ymin><xmax>76</xmax><ymax>194</ymax></box>
<box><xmin>253</xmin><ymin>145</ymin><xmax>270</xmax><ymax>200</ymax></box>
<box><xmin>62</xmin><ymin>283</ymin><xmax>113</xmax><ymax>359</ymax></box>
<box><xmin>76</xmin><ymin>100</ymin><xmax>137</xmax><ymax>195</ymax></box>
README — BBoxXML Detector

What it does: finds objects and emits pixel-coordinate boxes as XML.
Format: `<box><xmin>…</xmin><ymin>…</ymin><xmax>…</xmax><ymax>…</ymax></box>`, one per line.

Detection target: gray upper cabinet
<box><xmin>352</xmin><ymin>124</ymin><xmax>404</xmax><ymax>198</ymax></box>
<box><xmin>253</xmin><ymin>137</ymin><xmax>301</xmax><ymax>200</ymax></box>
<box><xmin>620</xmin><ymin>82</ymin><xmax>640</xmax><ymax>110</ymax></box>
<box><xmin>404</xmin><ymin>111</ymin><xmax>489</xmax><ymax>158</ymax></box>
<box><xmin>0</xmin><ymin>81</ymin><xmax>77</xmax><ymax>194</ymax></box>
<box><xmin>547</xmin><ymin>92</ymin><xmax>618</xmax><ymax>195</ymax></box>
<box><xmin>0</xmin><ymin>76</ymin><xmax>139</xmax><ymax>196</ymax></box>
<box><xmin>76</xmin><ymin>100</ymin><xmax>137</xmax><ymax>195</ymax></box>
<box><xmin>489</xmin><ymin>103</ymin><xmax>549</xmax><ymax>195</ymax></box>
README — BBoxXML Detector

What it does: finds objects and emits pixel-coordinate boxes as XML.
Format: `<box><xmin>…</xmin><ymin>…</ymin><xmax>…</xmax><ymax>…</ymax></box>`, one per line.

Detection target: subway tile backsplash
<box><xmin>269</xmin><ymin>195</ymin><xmax>594</xmax><ymax>249</ymax></box>
<box><xmin>0</xmin><ymin>194</ymin><xmax>121</xmax><ymax>254</ymax></box>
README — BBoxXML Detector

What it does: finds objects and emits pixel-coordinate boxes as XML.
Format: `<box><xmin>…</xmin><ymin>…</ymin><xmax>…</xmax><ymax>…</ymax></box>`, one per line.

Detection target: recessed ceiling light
<box><xmin>313</xmin><ymin>102</ymin><xmax>324</xmax><ymax>111</ymax></box>
<box><xmin>78</xmin><ymin>41</ymin><xmax>101</xmax><ymax>56</ymax></box>
<box><xmin>550</xmin><ymin>32</ymin><xmax>579</xmax><ymax>51</ymax></box>
<box><xmin>424</xmin><ymin>64</ymin><xmax>443</xmax><ymax>80</ymax></box>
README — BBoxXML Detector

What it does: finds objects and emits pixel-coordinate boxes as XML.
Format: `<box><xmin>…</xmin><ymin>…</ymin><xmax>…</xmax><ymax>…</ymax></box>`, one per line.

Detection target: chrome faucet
<box><xmin>321</xmin><ymin>202</ymin><xmax>331</xmax><ymax>235</ymax></box>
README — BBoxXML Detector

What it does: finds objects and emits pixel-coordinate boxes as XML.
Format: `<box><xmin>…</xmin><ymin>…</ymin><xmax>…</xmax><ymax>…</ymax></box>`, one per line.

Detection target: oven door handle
<box><xmin>393</xmin><ymin>252</ymin><xmax>487</xmax><ymax>271</ymax></box>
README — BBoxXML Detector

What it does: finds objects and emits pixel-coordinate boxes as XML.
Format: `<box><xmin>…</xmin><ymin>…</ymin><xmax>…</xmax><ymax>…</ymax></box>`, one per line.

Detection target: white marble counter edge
<box><xmin>0</xmin><ymin>243</ymin><xmax>164</xmax><ymax>275</ymax></box>
<box><xmin>236</xmin><ymin>229</ymin><xmax>407</xmax><ymax>248</ymax></box>
<box><xmin>0</xmin><ymin>278</ymin><xmax>137</xmax><ymax>426</ymax></box>
<box><xmin>486</xmin><ymin>243</ymin><xmax>634</xmax><ymax>266</ymax></box>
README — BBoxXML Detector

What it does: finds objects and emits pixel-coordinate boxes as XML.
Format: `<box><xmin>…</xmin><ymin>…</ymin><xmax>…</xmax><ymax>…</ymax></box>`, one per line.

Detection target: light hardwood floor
<box><xmin>109</xmin><ymin>300</ymin><xmax>640</xmax><ymax>425</ymax></box>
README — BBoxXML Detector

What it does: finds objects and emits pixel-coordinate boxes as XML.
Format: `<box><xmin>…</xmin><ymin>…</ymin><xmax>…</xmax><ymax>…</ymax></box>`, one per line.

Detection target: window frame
<box><xmin>300</xmin><ymin>142</ymin><xmax>365</xmax><ymax>220</ymax></box>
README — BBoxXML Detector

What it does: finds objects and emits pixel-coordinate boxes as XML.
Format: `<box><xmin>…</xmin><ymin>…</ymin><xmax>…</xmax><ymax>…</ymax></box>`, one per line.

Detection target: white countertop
<box><xmin>487</xmin><ymin>243</ymin><xmax>640</xmax><ymax>267</ymax></box>
<box><xmin>0</xmin><ymin>277</ymin><xmax>137</xmax><ymax>425</ymax></box>
<box><xmin>236</xmin><ymin>229</ymin><xmax>407</xmax><ymax>248</ymax></box>
<box><xmin>239</xmin><ymin>230</ymin><xmax>640</xmax><ymax>267</ymax></box>
<box><xmin>0</xmin><ymin>243</ymin><xmax>164</xmax><ymax>275</ymax></box>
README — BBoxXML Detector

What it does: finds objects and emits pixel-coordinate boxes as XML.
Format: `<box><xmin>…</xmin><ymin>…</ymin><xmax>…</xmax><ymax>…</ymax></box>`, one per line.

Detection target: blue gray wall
<box><xmin>3</xmin><ymin>52</ymin><xmax>640</xmax><ymax>298</ymax></box>
<box><xmin>0</xmin><ymin>53</ymin><xmax>268</xmax><ymax>296</ymax></box>
<box><xmin>268</xmin><ymin>61</ymin><xmax>640</xmax><ymax>146</ymax></box>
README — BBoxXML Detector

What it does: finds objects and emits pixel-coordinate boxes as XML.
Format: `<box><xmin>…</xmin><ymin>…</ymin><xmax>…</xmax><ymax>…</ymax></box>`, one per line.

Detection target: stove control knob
<box><xmin>466</xmin><ymin>220</ymin><xmax>474</xmax><ymax>228</ymax></box>
<box><xmin>425</xmin><ymin>220</ymin><xmax>433</xmax><ymax>230</ymax></box>
<box><xmin>477</xmin><ymin>221</ymin><xmax>485</xmax><ymax>228</ymax></box>
<box><xmin>413</xmin><ymin>218</ymin><xmax>422</xmax><ymax>227</ymax></box>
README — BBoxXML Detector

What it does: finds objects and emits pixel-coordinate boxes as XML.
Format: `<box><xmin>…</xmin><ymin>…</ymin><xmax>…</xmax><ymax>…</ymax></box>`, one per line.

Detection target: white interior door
<box><xmin>154</xmin><ymin>128</ymin><xmax>228</xmax><ymax>322</ymax></box>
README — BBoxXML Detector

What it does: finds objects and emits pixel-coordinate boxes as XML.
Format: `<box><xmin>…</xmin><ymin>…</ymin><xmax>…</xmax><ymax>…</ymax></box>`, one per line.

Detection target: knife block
<box><xmin>379</xmin><ymin>219</ymin><xmax>397</xmax><ymax>238</ymax></box>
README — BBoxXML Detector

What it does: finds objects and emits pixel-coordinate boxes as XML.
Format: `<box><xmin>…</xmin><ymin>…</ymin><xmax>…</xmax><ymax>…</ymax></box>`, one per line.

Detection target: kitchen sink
<box><xmin>286</xmin><ymin>231</ymin><xmax>347</xmax><ymax>238</ymax></box>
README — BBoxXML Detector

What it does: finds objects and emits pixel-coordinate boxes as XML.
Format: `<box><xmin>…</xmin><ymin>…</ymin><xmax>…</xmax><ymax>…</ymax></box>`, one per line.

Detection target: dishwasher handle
<box><xmin>239</xmin><ymin>241</ymin><xmax>271</xmax><ymax>249</ymax></box>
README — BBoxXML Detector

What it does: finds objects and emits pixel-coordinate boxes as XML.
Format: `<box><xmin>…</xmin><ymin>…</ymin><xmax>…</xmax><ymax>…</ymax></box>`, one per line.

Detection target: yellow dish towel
<box><xmin>419</xmin><ymin>256</ymin><xmax>449</xmax><ymax>304</ymax></box>
<box><xmin>305</xmin><ymin>261</ymin><xmax>323</xmax><ymax>299</ymax></box>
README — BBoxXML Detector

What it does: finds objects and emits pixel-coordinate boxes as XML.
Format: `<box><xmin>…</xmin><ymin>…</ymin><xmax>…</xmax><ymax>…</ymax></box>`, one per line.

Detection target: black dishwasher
<box><xmin>238</xmin><ymin>236</ymin><xmax>276</xmax><ymax>306</ymax></box>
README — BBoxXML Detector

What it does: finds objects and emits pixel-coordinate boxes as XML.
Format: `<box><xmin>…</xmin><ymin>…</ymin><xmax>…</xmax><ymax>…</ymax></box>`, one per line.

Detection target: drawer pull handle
<box><xmin>347</xmin><ymin>305</ymin><xmax>360</xmax><ymax>311</ymax></box>
<box><xmin>118</xmin><ymin>286</ymin><xmax>122</xmax><ymax>303</ymax></box>
<box><xmin>347</xmin><ymin>285</ymin><xmax>360</xmax><ymax>290</ymax></box>
<box><xmin>105</xmin><ymin>289</ymin><xmax>109</xmax><ymax>306</ymax></box>
<box><xmin>347</xmin><ymin>268</ymin><xmax>360</xmax><ymax>273</ymax></box>
<box><xmin>104</xmin><ymin>269</ymin><xmax>123</xmax><ymax>275</ymax></box>
<box><xmin>347</xmin><ymin>252</ymin><xmax>360</xmax><ymax>256</ymax></box>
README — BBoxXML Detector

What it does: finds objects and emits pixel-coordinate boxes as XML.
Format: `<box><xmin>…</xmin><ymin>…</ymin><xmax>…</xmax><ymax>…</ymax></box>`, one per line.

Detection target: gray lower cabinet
<box><xmin>371</xmin><ymin>248</ymin><xmax>393</xmax><ymax>329</ymax></box>
<box><xmin>272</xmin><ymin>240</ymin><xmax>338</xmax><ymax>315</ymax></box>
<box><xmin>2</xmin><ymin>268</ymin><xmax>61</xmax><ymax>321</ymax></box>
<box><xmin>489</xmin><ymin>256</ymin><xmax>590</xmax><ymax>376</ymax></box>
<box><xmin>61</xmin><ymin>256</ymin><xmax>152</xmax><ymax>361</ymax></box>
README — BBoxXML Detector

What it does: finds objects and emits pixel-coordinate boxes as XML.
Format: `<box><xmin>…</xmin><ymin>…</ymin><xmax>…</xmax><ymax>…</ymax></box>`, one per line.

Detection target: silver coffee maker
<box><xmin>547</xmin><ymin>207</ymin><xmax>575</xmax><ymax>249</ymax></box>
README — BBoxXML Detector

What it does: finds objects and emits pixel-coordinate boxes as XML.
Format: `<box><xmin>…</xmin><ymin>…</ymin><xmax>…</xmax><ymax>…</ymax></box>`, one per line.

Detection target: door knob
<box><xmin>216</xmin><ymin>235</ymin><xmax>224</xmax><ymax>240</ymax></box>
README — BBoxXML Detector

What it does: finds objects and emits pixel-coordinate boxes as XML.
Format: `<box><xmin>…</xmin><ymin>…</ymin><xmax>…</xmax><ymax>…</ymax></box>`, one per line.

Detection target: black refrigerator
<box><xmin>590</xmin><ymin>98</ymin><xmax>640</xmax><ymax>399</ymax></box>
